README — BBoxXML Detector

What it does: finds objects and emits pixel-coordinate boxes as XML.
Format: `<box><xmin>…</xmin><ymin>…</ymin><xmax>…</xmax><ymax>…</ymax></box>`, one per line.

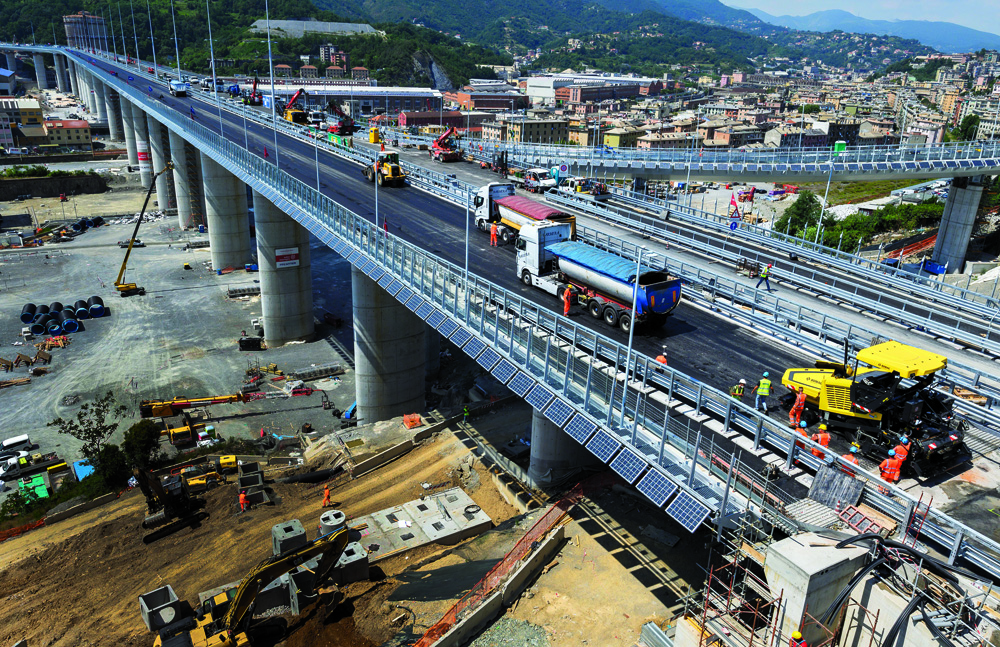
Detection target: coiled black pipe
<box><xmin>920</xmin><ymin>602</ymin><xmax>958</xmax><ymax>647</ymax></box>
<box><xmin>30</xmin><ymin>314</ymin><xmax>51</xmax><ymax>336</ymax></box>
<box><xmin>48</xmin><ymin>301</ymin><xmax>63</xmax><ymax>313</ymax></box>
<box><xmin>58</xmin><ymin>310</ymin><xmax>79</xmax><ymax>333</ymax></box>
<box><xmin>35</xmin><ymin>304</ymin><xmax>50</xmax><ymax>317</ymax></box>
<box><xmin>821</xmin><ymin>557</ymin><xmax>888</xmax><ymax>624</ymax></box>
<box><xmin>74</xmin><ymin>300</ymin><xmax>90</xmax><ymax>319</ymax></box>
<box><xmin>87</xmin><ymin>296</ymin><xmax>105</xmax><ymax>318</ymax></box>
<box><xmin>19</xmin><ymin>303</ymin><xmax>36</xmax><ymax>324</ymax></box>
<box><xmin>881</xmin><ymin>594</ymin><xmax>922</xmax><ymax>647</ymax></box>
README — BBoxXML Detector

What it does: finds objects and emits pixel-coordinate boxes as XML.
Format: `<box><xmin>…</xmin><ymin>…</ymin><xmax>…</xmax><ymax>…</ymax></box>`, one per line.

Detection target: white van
<box><xmin>1</xmin><ymin>435</ymin><xmax>32</xmax><ymax>453</ymax></box>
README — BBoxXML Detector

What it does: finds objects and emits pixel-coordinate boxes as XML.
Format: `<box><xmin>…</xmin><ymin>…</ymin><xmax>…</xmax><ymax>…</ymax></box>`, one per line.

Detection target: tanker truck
<box><xmin>516</xmin><ymin>222</ymin><xmax>682</xmax><ymax>331</ymax></box>
<box><xmin>474</xmin><ymin>182</ymin><xmax>576</xmax><ymax>244</ymax></box>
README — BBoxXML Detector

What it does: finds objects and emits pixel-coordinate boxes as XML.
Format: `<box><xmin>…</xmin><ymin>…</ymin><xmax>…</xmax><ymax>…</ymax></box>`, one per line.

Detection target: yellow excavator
<box><xmin>116</xmin><ymin>163</ymin><xmax>172</xmax><ymax>297</ymax></box>
<box><xmin>153</xmin><ymin>527</ymin><xmax>350</xmax><ymax>646</ymax></box>
<box><xmin>363</xmin><ymin>151</ymin><xmax>406</xmax><ymax>187</ymax></box>
<box><xmin>781</xmin><ymin>340</ymin><xmax>971</xmax><ymax>475</ymax></box>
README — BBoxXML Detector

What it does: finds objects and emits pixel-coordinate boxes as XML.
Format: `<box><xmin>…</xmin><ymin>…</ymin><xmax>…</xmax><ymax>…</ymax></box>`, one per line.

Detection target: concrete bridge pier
<box><xmin>253</xmin><ymin>189</ymin><xmax>314</xmax><ymax>346</ymax></box>
<box><xmin>121</xmin><ymin>98</ymin><xmax>138</xmax><ymax>166</ymax></box>
<box><xmin>425</xmin><ymin>325</ymin><xmax>441</xmax><ymax>380</ymax></box>
<box><xmin>352</xmin><ymin>267</ymin><xmax>426</xmax><ymax>423</ymax></box>
<box><xmin>931</xmin><ymin>176</ymin><xmax>984</xmax><ymax>273</ymax></box>
<box><xmin>92</xmin><ymin>81</ymin><xmax>108</xmax><ymax>122</ymax></box>
<box><xmin>105</xmin><ymin>87</ymin><xmax>123</xmax><ymax>141</ymax></box>
<box><xmin>168</xmin><ymin>130</ymin><xmax>196</xmax><ymax>228</ymax></box>
<box><xmin>201</xmin><ymin>153</ymin><xmax>251</xmax><ymax>270</ymax></box>
<box><xmin>129</xmin><ymin>103</ymin><xmax>152</xmax><ymax>188</ymax></box>
<box><xmin>527</xmin><ymin>408</ymin><xmax>599</xmax><ymax>488</ymax></box>
<box><xmin>147</xmin><ymin>115</ymin><xmax>174</xmax><ymax>210</ymax></box>
<box><xmin>68</xmin><ymin>60</ymin><xmax>80</xmax><ymax>98</ymax></box>
<box><xmin>32</xmin><ymin>54</ymin><xmax>48</xmax><ymax>89</ymax></box>
<box><xmin>4</xmin><ymin>52</ymin><xmax>15</xmax><ymax>76</ymax></box>
<box><xmin>54</xmin><ymin>54</ymin><xmax>67</xmax><ymax>92</ymax></box>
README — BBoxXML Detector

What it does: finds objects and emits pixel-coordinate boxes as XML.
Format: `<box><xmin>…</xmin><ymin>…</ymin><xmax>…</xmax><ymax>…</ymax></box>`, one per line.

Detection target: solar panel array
<box><xmin>426</xmin><ymin>310</ymin><xmax>447</xmax><ymax>330</ymax></box>
<box><xmin>438</xmin><ymin>319</ymin><xmax>459</xmax><ymax>339</ymax></box>
<box><xmin>636</xmin><ymin>469</ymin><xmax>678</xmax><ymax>507</ymax></box>
<box><xmin>610</xmin><ymin>449</ymin><xmax>648</xmax><ymax>485</ymax></box>
<box><xmin>449</xmin><ymin>328</ymin><xmax>472</xmax><ymax>349</ymax></box>
<box><xmin>477</xmin><ymin>348</ymin><xmax>501</xmax><ymax>371</ymax></box>
<box><xmin>463</xmin><ymin>337</ymin><xmax>487</xmax><ymax>359</ymax></box>
<box><xmin>507</xmin><ymin>372</ymin><xmax>534</xmax><ymax>397</ymax></box>
<box><xmin>491</xmin><ymin>359</ymin><xmax>518</xmax><ymax>384</ymax></box>
<box><xmin>415</xmin><ymin>302</ymin><xmax>434</xmax><ymax>320</ymax></box>
<box><xmin>544</xmin><ymin>398</ymin><xmax>574</xmax><ymax>428</ymax></box>
<box><xmin>405</xmin><ymin>294</ymin><xmax>423</xmax><ymax>311</ymax></box>
<box><xmin>586</xmin><ymin>430</ymin><xmax>622</xmax><ymax>463</ymax></box>
<box><xmin>564</xmin><ymin>415</ymin><xmax>597</xmax><ymax>444</ymax></box>
<box><xmin>665</xmin><ymin>491</ymin><xmax>711</xmax><ymax>533</ymax></box>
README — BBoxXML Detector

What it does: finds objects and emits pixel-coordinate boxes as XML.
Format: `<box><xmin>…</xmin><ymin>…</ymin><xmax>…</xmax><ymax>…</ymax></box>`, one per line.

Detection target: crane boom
<box><xmin>115</xmin><ymin>163</ymin><xmax>172</xmax><ymax>295</ymax></box>
<box><xmin>140</xmin><ymin>393</ymin><xmax>252</xmax><ymax>418</ymax></box>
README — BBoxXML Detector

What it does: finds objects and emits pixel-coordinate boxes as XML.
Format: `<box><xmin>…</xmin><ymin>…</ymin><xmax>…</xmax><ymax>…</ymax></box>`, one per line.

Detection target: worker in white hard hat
<box><xmin>729</xmin><ymin>378</ymin><xmax>747</xmax><ymax>401</ymax></box>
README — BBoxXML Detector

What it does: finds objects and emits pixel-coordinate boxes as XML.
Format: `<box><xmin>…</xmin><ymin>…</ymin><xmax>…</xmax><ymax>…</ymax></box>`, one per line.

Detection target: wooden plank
<box><xmin>857</xmin><ymin>503</ymin><xmax>898</xmax><ymax>535</ymax></box>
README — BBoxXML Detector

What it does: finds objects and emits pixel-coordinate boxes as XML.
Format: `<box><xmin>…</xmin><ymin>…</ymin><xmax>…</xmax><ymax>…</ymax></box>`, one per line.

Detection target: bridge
<box><xmin>6</xmin><ymin>43</ymin><xmax>1000</xmax><ymax>580</ymax></box>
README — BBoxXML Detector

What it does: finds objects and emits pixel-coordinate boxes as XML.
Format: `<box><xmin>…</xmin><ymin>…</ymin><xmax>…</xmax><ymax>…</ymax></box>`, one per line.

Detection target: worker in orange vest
<box><xmin>795</xmin><ymin>420</ymin><xmax>809</xmax><ymax>450</ymax></box>
<box><xmin>789</xmin><ymin>631</ymin><xmax>807</xmax><ymax>647</ymax></box>
<box><xmin>810</xmin><ymin>423</ymin><xmax>830</xmax><ymax>459</ymax></box>
<box><xmin>239</xmin><ymin>490</ymin><xmax>248</xmax><ymax>512</ymax></box>
<box><xmin>841</xmin><ymin>445</ymin><xmax>860</xmax><ymax>475</ymax></box>
<box><xmin>789</xmin><ymin>386</ymin><xmax>807</xmax><ymax>427</ymax></box>
<box><xmin>563</xmin><ymin>286</ymin><xmax>573</xmax><ymax>316</ymax></box>
<box><xmin>893</xmin><ymin>436</ymin><xmax>910</xmax><ymax>462</ymax></box>
<box><xmin>879</xmin><ymin>450</ymin><xmax>902</xmax><ymax>484</ymax></box>
<box><xmin>322</xmin><ymin>483</ymin><xmax>331</xmax><ymax>508</ymax></box>
<box><xmin>490</xmin><ymin>222</ymin><xmax>498</xmax><ymax>246</ymax></box>
<box><xmin>655</xmin><ymin>347</ymin><xmax>668</xmax><ymax>365</ymax></box>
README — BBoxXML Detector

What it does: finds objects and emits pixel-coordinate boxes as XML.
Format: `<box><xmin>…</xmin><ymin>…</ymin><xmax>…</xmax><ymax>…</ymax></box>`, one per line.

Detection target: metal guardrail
<box><xmin>549</xmin><ymin>191</ymin><xmax>1000</xmax><ymax>359</ymax></box>
<box><xmin>609</xmin><ymin>186</ymin><xmax>1000</xmax><ymax>314</ymax></box>
<box><xmin>60</xmin><ymin>46</ymin><xmax>1000</xmax><ymax>581</ymax></box>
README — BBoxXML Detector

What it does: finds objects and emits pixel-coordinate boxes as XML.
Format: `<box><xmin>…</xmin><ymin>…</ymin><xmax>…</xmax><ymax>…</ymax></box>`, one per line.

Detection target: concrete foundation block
<box><xmin>332</xmin><ymin>542</ymin><xmax>370</xmax><ymax>585</ymax></box>
<box><xmin>245</xmin><ymin>490</ymin><xmax>270</xmax><ymax>506</ymax></box>
<box><xmin>272</xmin><ymin>519</ymin><xmax>308</xmax><ymax>556</ymax></box>
<box><xmin>138</xmin><ymin>585</ymin><xmax>182</xmax><ymax>631</ymax></box>
<box><xmin>319</xmin><ymin>509</ymin><xmax>346</xmax><ymax>537</ymax></box>
<box><xmin>288</xmin><ymin>558</ymin><xmax>321</xmax><ymax>615</ymax></box>
<box><xmin>256</xmin><ymin>575</ymin><xmax>291</xmax><ymax>615</ymax></box>
<box><xmin>238</xmin><ymin>462</ymin><xmax>261</xmax><ymax>478</ymax></box>
<box><xmin>238</xmin><ymin>473</ymin><xmax>264</xmax><ymax>492</ymax></box>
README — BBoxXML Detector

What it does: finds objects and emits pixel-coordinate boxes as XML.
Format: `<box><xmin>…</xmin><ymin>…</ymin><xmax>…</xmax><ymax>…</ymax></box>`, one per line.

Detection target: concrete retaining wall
<box><xmin>428</xmin><ymin>526</ymin><xmax>565</xmax><ymax>647</ymax></box>
<box><xmin>0</xmin><ymin>174</ymin><xmax>108</xmax><ymax>200</ymax></box>
<box><xmin>44</xmin><ymin>491</ymin><xmax>116</xmax><ymax>523</ymax></box>
<box><xmin>349</xmin><ymin>410</ymin><xmax>460</xmax><ymax>477</ymax></box>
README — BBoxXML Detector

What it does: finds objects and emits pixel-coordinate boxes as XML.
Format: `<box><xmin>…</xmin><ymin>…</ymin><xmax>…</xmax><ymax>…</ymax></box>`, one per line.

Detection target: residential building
<box><xmin>351</xmin><ymin>67</ymin><xmax>369</xmax><ymax>80</ymax></box>
<box><xmin>325</xmin><ymin>66</ymin><xmax>345</xmax><ymax>79</ymax></box>
<box><xmin>763</xmin><ymin>126</ymin><xmax>828</xmax><ymax>148</ymax></box>
<box><xmin>0</xmin><ymin>68</ymin><xmax>14</xmax><ymax>95</ymax></box>
<box><xmin>319</xmin><ymin>44</ymin><xmax>348</xmax><ymax>67</ymax></box>
<box><xmin>443</xmin><ymin>89</ymin><xmax>527</xmax><ymax>111</ymax></box>
<box><xmin>0</xmin><ymin>114</ymin><xmax>13</xmax><ymax>151</ymax></box>
<box><xmin>482</xmin><ymin>121</ymin><xmax>508</xmax><ymax>142</ymax></box>
<box><xmin>603</xmin><ymin>126</ymin><xmax>644</xmax><ymax>148</ymax></box>
<box><xmin>0</xmin><ymin>97</ymin><xmax>43</xmax><ymax>126</ymax></box>
<box><xmin>274</xmin><ymin>64</ymin><xmax>292</xmax><ymax>77</ymax></box>
<box><xmin>712</xmin><ymin>125</ymin><xmax>764</xmax><ymax>147</ymax></box>
<box><xmin>637</xmin><ymin>132</ymin><xmax>701</xmax><ymax>149</ymax></box>
<box><xmin>63</xmin><ymin>11</ymin><xmax>109</xmax><ymax>51</ymax></box>
<box><xmin>508</xmin><ymin>117</ymin><xmax>569</xmax><ymax>144</ymax></box>
<box><xmin>45</xmin><ymin>119</ymin><xmax>91</xmax><ymax>148</ymax></box>
<box><xmin>398</xmin><ymin>110</ymin><xmax>490</xmax><ymax>129</ymax></box>
<box><xmin>300</xmin><ymin>65</ymin><xmax>318</xmax><ymax>78</ymax></box>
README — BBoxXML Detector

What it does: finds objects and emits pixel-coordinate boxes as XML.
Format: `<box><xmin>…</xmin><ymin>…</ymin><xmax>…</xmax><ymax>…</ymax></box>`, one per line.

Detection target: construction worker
<box><xmin>811</xmin><ymin>423</ymin><xmax>830</xmax><ymax>459</ymax></box>
<box><xmin>239</xmin><ymin>490</ymin><xmax>248</xmax><ymax>512</ymax></box>
<box><xmin>730</xmin><ymin>379</ymin><xmax>746</xmax><ymax>401</ymax></box>
<box><xmin>789</xmin><ymin>631</ymin><xmax>807</xmax><ymax>647</ymax></box>
<box><xmin>841</xmin><ymin>446</ymin><xmax>860</xmax><ymax>476</ymax></box>
<box><xmin>789</xmin><ymin>386</ymin><xmax>807</xmax><ymax>427</ymax></box>
<box><xmin>752</xmin><ymin>372</ymin><xmax>771</xmax><ymax>412</ymax></box>
<box><xmin>756</xmin><ymin>263</ymin><xmax>772</xmax><ymax>291</ymax></box>
<box><xmin>794</xmin><ymin>420</ymin><xmax>809</xmax><ymax>451</ymax></box>
<box><xmin>893</xmin><ymin>436</ymin><xmax>910</xmax><ymax>462</ymax></box>
<box><xmin>879</xmin><ymin>450</ymin><xmax>902</xmax><ymax>485</ymax></box>
<box><xmin>490</xmin><ymin>222</ymin><xmax>499</xmax><ymax>247</ymax></box>
<box><xmin>563</xmin><ymin>286</ymin><xmax>573</xmax><ymax>316</ymax></box>
<box><xmin>655</xmin><ymin>348</ymin><xmax>668</xmax><ymax>365</ymax></box>
<box><xmin>463</xmin><ymin>405</ymin><xmax>470</xmax><ymax>423</ymax></box>
<box><xmin>322</xmin><ymin>483</ymin><xmax>332</xmax><ymax>508</ymax></box>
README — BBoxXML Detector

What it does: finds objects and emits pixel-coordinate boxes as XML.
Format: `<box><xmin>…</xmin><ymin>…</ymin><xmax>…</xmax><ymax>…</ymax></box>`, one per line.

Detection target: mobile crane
<box><xmin>242</xmin><ymin>75</ymin><xmax>263</xmax><ymax>106</ymax></box>
<box><xmin>115</xmin><ymin>163</ymin><xmax>172</xmax><ymax>297</ymax></box>
<box><xmin>133</xmin><ymin>467</ymin><xmax>208</xmax><ymax>544</ymax></box>
<box><xmin>153</xmin><ymin>526</ymin><xmax>350</xmax><ymax>646</ymax></box>
<box><xmin>139</xmin><ymin>392</ymin><xmax>263</xmax><ymax>418</ymax></box>
<box><xmin>325</xmin><ymin>100</ymin><xmax>354</xmax><ymax>135</ymax></box>
<box><xmin>282</xmin><ymin>88</ymin><xmax>309</xmax><ymax>124</ymax></box>
<box><xmin>429</xmin><ymin>126</ymin><xmax>462</xmax><ymax>162</ymax></box>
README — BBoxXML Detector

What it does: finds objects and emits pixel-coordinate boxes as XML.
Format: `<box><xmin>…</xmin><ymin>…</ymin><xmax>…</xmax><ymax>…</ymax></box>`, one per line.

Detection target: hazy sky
<box><xmin>725</xmin><ymin>0</ymin><xmax>1000</xmax><ymax>36</ymax></box>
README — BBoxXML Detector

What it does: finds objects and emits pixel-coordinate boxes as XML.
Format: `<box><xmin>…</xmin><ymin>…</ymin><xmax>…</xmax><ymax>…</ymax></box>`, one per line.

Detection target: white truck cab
<box><xmin>515</xmin><ymin>222</ymin><xmax>573</xmax><ymax>295</ymax></box>
<box><xmin>473</xmin><ymin>182</ymin><xmax>516</xmax><ymax>228</ymax></box>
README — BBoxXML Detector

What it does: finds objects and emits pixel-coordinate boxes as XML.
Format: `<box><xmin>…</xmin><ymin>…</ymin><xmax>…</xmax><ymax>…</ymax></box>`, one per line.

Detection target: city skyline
<box><xmin>726</xmin><ymin>0</ymin><xmax>1000</xmax><ymax>38</ymax></box>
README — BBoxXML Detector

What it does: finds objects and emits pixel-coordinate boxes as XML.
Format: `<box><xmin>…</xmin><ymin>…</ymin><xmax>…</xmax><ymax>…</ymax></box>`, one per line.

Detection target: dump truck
<box><xmin>168</xmin><ymin>80</ymin><xmax>188</xmax><ymax>97</ymax></box>
<box><xmin>474</xmin><ymin>182</ymin><xmax>576</xmax><ymax>244</ymax></box>
<box><xmin>516</xmin><ymin>222</ymin><xmax>682</xmax><ymax>331</ymax></box>
<box><xmin>781</xmin><ymin>341</ymin><xmax>971</xmax><ymax>476</ymax></box>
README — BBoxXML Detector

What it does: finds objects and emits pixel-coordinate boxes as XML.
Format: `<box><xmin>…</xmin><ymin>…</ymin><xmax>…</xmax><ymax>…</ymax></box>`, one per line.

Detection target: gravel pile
<box><xmin>468</xmin><ymin>617</ymin><xmax>549</xmax><ymax>647</ymax></box>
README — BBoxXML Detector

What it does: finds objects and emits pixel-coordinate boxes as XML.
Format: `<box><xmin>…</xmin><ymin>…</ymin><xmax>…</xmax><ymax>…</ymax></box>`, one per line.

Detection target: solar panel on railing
<box><xmin>746</xmin><ymin>164</ymin><xmax>757</xmax><ymax>172</ymax></box>
<box><xmin>449</xmin><ymin>328</ymin><xmax>472</xmax><ymax>348</ymax></box>
<box><xmin>369</xmin><ymin>267</ymin><xmax>385</xmax><ymax>281</ymax></box>
<box><xmin>386</xmin><ymin>279</ymin><xmax>404</xmax><ymax>296</ymax></box>
<box><xmin>463</xmin><ymin>337</ymin><xmax>487</xmax><ymax>359</ymax></box>
<box><xmin>564</xmin><ymin>414</ymin><xmax>597</xmax><ymax>444</ymax></box>
<box><xmin>585</xmin><ymin>430</ymin><xmax>622</xmax><ymax>463</ymax></box>
<box><xmin>438</xmin><ymin>319</ymin><xmax>460</xmax><ymax>338</ymax></box>
<box><xmin>476</xmin><ymin>348</ymin><xmax>501</xmax><ymax>371</ymax></box>
<box><xmin>636</xmin><ymin>469</ymin><xmax>678</xmax><ymax>507</ymax></box>
<box><xmin>776</xmin><ymin>164</ymin><xmax>787</xmax><ymax>172</ymax></box>
<box><xmin>361</xmin><ymin>259</ymin><xmax>375</xmax><ymax>274</ymax></box>
<box><xmin>491</xmin><ymin>359</ymin><xmax>518</xmax><ymax>384</ymax></box>
<box><xmin>405</xmin><ymin>294</ymin><xmax>423</xmax><ymax>312</ymax></box>
<box><xmin>610</xmin><ymin>448</ymin><xmax>648</xmax><ymax>485</ymax></box>
<box><xmin>426</xmin><ymin>310</ymin><xmax>447</xmax><ymax>330</ymax></box>
<box><xmin>347</xmin><ymin>250</ymin><xmax>361</xmax><ymax>264</ymax></box>
<box><xmin>507</xmin><ymin>372</ymin><xmax>535</xmax><ymax>397</ymax></box>
<box><xmin>544</xmin><ymin>398</ymin><xmax>574</xmax><ymax>427</ymax></box>
<box><xmin>332</xmin><ymin>240</ymin><xmax>346</xmax><ymax>254</ymax></box>
<box><xmin>525</xmin><ymin>384</ymin><xmax>554</xmax><ymax>411</ymax></box>
<box><xmin>378</xmin><ymin>273</ymin><xmax>394</xmax><ymax>289</ymax></box>
<box><xmin>790</xmin><ymin>164</ymin><xmax>802</xmax><ymax>171</ymax></box>
<box><xmin>416</xmin><ymin>302</ymin><xmax>435</xmax><ymax>320</ymax></box>
<box><xmin>665</xmin><ymin>491</ymin><xmax>711</xmax><ymax>533</ymax></box>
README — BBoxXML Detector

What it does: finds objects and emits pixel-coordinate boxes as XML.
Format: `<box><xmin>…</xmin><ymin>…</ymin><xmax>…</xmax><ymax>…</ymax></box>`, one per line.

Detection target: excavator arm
<box><xmin>222</xmin><ymin>527</ymin><xmax>350</xmax><ymax>640</ymax></box>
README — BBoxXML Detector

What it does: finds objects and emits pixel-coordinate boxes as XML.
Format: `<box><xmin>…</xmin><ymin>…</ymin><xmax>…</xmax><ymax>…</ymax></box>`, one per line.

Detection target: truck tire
<box><xmin>619</xmin><ymin>314</ymin><xmax>631</xmax><ymax>333</ymax></box>
<box><xmin>603</xmin><ymin>306</ymin><xmax>619</xmax><ymax>327</ymax></box>
<box><xmin>588</xmin><ymin>299</ymin><xmax>602</xmax><ymax>319</ymax></box>
<box><xmin>377</xmin><ymin>173</ymin><xmax>384</xmax><ymax>187</ymax></box>
<box><xmin>477</xmin><ymin>220</ymin><xmax>487</xmax><ymax>232</ymax></box>
<box><xmin>522</xmin><ymin>270</ymin><xmax>532</xmax><ymax>286</ymax></box>
<box><xmin>502</xmin><ymin>229</ymin><xmax>515</xmax><ymax>245</ymax></box>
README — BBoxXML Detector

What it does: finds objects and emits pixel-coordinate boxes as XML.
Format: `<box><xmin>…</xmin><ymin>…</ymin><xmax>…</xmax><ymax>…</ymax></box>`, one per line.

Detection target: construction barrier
<box><xmin>227</xmin><ymin>286</ymin><xmax>261</xmax><ymax>298</ymax></box>
<box><xmin>287</xmin><ymin>362</ymin><xmax>343</xmax><ymax>381</ymax></box>
<box><xmin>0</xmin><ymin>518</ymin><xmax>45</xmax><ymax>543</ymax></box>
<box><xmin>403</xmin><ymin>414</ymin><xmax>422</xmax><ymax>429</ymax></box>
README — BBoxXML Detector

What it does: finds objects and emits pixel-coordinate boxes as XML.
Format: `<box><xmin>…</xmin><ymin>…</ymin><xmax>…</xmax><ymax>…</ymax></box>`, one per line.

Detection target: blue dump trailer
<box><xmin>515</xmin><ymin>222</ymin><xmax>682</xmax><ymax>332</ymax></box>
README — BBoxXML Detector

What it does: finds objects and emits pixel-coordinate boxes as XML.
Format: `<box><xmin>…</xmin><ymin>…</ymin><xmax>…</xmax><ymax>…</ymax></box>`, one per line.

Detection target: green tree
<box><xmin>47</xmin><ymin>391</ymin><xmax>127</xmax><ymax>461</ymax></box>
<box><xmin>774</xmin><ymin>190</ymin><xmax>822</xmax><ymax>237</ymax></box>
<box><xmin>802</xmin><ymin>104</ymin><xmax>821</xmax><ymax>114</ymax></box>
<box><xmin>957</xmin><ymin>115</ymin><xmax>981</xmax><ymax>141</ymax></box>
<box><xmin>121</xmin><ymin>419</ymin><xmax>163</xmax><ymax>470</ymax></box>
<box><xmin>92</xmin><ymin>444</ymin><xmax>131</xmax><ymax>490</ymax></box>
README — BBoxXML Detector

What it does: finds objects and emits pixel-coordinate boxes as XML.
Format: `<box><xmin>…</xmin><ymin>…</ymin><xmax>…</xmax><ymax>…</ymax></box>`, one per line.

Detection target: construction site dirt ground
<box><xmin>0</xmin><ymin>413</ymin><xmax>706</xmax><ymax>647</ymax></box>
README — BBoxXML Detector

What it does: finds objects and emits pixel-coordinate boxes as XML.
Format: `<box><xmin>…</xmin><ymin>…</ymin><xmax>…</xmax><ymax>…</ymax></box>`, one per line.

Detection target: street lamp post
<box><xmin>146</xmin><ymin>0</ymin><xmax>158</xmax><ymax>74</ymax></box>
<box><xmin>265</xmin><ymin>0</ymin><xmax>279</xmax><ymax>169</ymax></box>
<box><xmin>169</xmin><ymin>0</ymin><xmax>181</xmax><ymax>81</ymax></box>
<box><xmin>129</xmin><ymin>1</ymin><xmax>141</xmax><ymax>71</ymax></box>
<box><xmin>205</xmin><ymin>0</ymin><xmax>224</xmax><ymax>138</ymax></box>
<box><xmin>619</xmin><ymin>246</ymin><xmax>644</xmax><ymax>428</ymax></box>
